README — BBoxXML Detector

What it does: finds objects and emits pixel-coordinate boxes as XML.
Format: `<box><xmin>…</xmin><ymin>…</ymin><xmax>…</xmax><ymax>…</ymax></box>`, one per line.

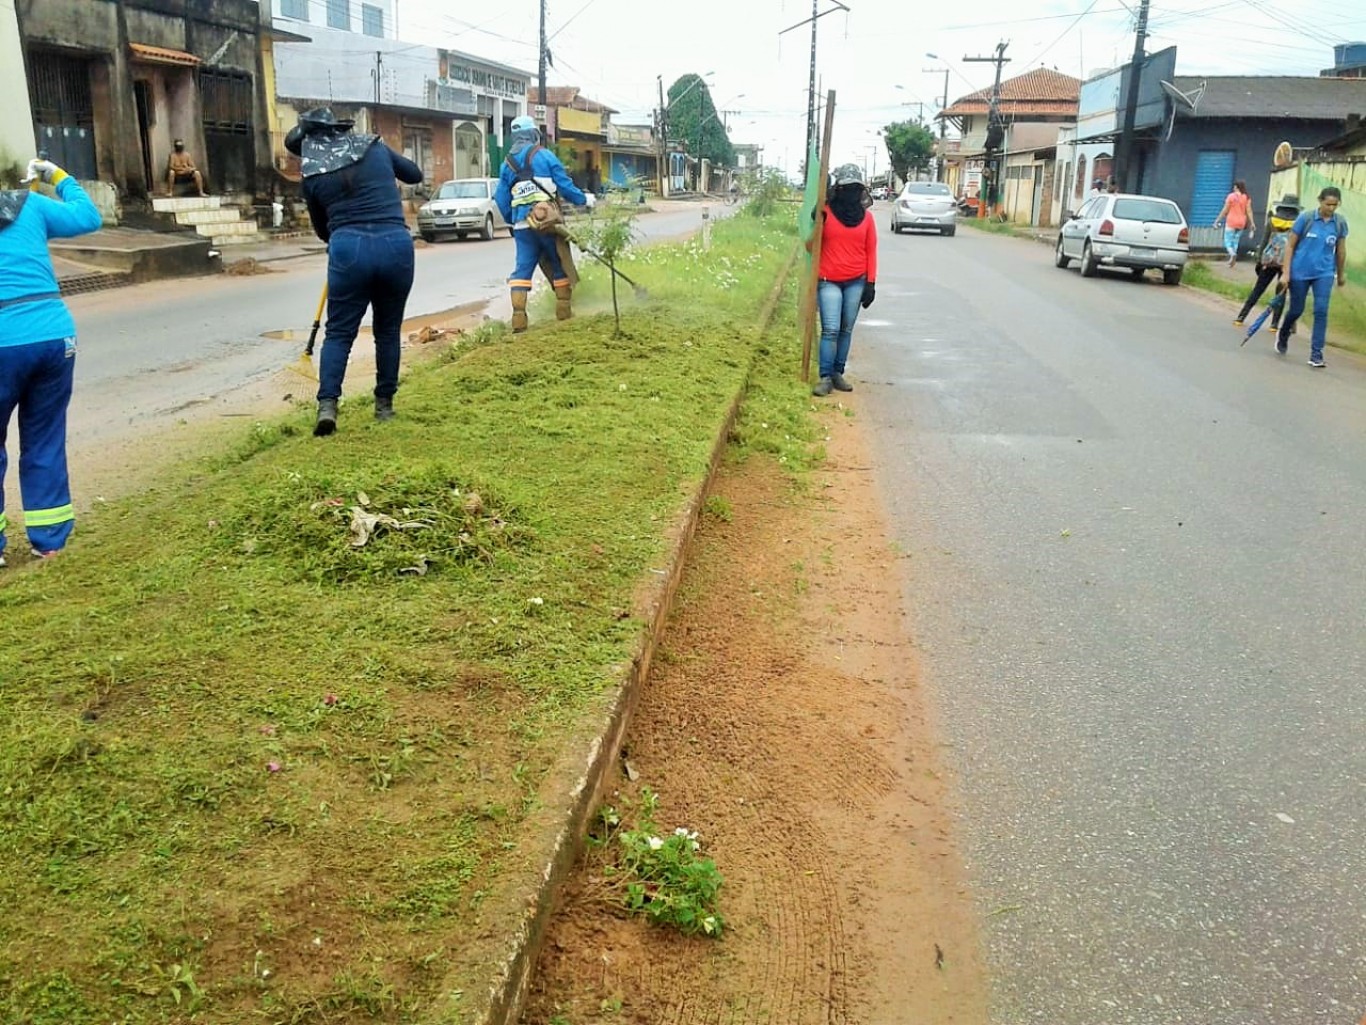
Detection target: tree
<box><xmin>882</xmin><ymin>120</ymin><xmax>936</xmax><ymax>181</ymax></box>
<box><xmin>666</xmin><ymin>74</ymin><xmax>736</xmax><ymax>169</ymax></box>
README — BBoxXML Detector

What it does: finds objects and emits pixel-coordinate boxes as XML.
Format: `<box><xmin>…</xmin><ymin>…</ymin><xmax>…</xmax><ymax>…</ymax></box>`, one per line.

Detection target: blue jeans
<box><xmin>509</xmin><ymin>227</ymin><xmax>570</xmax><ymax>290</ymax></box>
<box><xmin>0</xmin><ymin>337</ymin><xmax>77</xmax><ymax>555</ymax></box>
<box><xmin>817</xmin><ymin>277</ymin><xmax>865</xmax><ymax>378</ymax></box>
<box><xmin>318</xmin><ymin>225</ymin><xmax>415</xmax><ymax>402</ymax></box>
<box><xmin>1280</xmin><ymin>275</ymin><xmax>1334</xmax><ymax>361</ymax></box>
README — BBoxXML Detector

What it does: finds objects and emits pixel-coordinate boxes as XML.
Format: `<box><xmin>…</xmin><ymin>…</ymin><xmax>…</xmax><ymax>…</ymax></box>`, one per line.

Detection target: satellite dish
<box><xmin>1160</xmin><ymin>79</ymin><xmax>1201</xmax><ymax>114</ymax></box>
<box><xmin>1273</xmin><ymin>141</ymin><xmax>1294</xmax><ymax>168</ymax></box>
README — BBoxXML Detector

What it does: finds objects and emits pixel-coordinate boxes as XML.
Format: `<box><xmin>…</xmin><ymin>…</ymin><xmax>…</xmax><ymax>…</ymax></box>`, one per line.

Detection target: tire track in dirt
<box><xmin>520</xmin><ymin>404</ymin><xmax>989</xmax><ymax>1025</ymax></box>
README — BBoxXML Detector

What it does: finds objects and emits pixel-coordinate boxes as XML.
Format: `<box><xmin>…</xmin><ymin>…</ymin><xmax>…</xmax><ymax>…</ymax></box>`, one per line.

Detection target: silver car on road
<box><xmin>417</xmin><ymin>178</ymin><xmax>511</xmax><ymax>242</ymax></box>
<box><xmin>1055</xmin><ymin>193</ymin><xmax>1190</xmax><ymax>284</ymax></box>
<box><xmin>890</xmin><ymin>181</ymin><xmax>958</xmax><ymax>236</ymax></box>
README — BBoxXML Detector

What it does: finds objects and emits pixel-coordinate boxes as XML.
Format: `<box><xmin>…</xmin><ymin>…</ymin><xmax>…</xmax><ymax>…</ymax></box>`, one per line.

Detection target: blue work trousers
<box><xmin>318</xmin><ymin>225</ymin><xmax>415</xmax><ymax>402</ymax></box>
<box><xmin>508</xmin><ymin>227</ymin><xmax>569</xmax><ymax>292</ymax></box>
<box><xmin>0</xmin><ymin>337</ymin><xmax>77</xmax><ymax>556</ymax></box>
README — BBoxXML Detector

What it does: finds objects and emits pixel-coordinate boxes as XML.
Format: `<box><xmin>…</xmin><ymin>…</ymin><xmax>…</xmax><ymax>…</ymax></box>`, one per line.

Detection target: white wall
<box><xmin>274</xmin><ymin>0</ymin><xmax>394</xmax><ymax>39</ymax></box>
<box><xmin>0</xmin><ymin>2</ymin><xmax>35</xmax><ymax>183</ymax></box>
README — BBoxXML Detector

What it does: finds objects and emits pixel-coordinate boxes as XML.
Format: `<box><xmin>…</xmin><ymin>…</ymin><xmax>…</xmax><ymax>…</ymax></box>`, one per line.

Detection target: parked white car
<box><xmin>890</xmin><ymin>181</ymin><xmax>957</xmax><ymax>236</ymax></box>
<box><xmin>417</xmin><ymin>178</ymin><xmax>511</xmax><ymax>242</ymax></box>
<box><xmin>1055</xmin><ymin>192</ymin><xmax>1189</xmax><ymax>284</ymax></box>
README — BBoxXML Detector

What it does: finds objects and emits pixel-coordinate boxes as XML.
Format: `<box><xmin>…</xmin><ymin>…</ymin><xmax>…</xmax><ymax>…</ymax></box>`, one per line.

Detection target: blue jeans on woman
<box><xmin>1279</xmin><ymin>275</ymin><xmax>1335</xmax><ymax>362</ymax></box>
<box><xmin>0</xmin><ymin>337</ymin><xmax>77</xmax><ymax>556</ymax></box>
<box><xmin>318</xmin><ymin>224</ymin><xmax>415</xmax><ymax>402</ymax></box>
<box><xmin>817</xmin><ymin>277</ymin><xmax>865</xmax><ymax>379</ymax></box>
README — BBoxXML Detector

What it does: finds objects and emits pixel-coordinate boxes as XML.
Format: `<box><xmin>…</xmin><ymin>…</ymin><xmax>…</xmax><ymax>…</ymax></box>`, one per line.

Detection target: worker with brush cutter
<box><xmin>285</xmin><ymin>107</ymin><xmax>424</xmax><ymax>436</ymax></box>
<box><xmin>494</xmin><ymin>115</ymin><xmax>590</xmax><ymax>332</ymax></box>
<box><xmin>0</xmin><ymin>155</ymin><xmax>102</xmax><ymax>568</ymax></box>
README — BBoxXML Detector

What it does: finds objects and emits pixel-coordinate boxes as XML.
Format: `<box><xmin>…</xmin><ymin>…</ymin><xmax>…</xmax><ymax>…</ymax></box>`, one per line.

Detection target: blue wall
<box><xmin>1135</xmin><ymin>117</ymin><xmax>1342</xmax><ymax>240</ymax></box>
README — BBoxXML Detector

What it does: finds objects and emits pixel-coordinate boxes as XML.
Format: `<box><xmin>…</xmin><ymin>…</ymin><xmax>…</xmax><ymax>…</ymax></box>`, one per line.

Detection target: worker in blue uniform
<box><xmin>0</xmin><ymin>156</ymin><xmax>102</xmax><ymax>567</ymax></box>
<box><xmin>285</xmin><ymin>107</ymin><xmax>425</xmax><ymax>436</ymax></box>
<box><xmin>494</xmin><ymin>115</ymin><xmax>590</xmax><ymax>331</ymax></box>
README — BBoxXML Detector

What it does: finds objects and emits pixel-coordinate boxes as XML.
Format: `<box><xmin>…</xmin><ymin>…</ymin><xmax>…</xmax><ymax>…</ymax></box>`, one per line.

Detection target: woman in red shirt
<box><xmin>813</xmin><ymin>163</ymin><xmax>877</xmax><ymax>397</ymax></box>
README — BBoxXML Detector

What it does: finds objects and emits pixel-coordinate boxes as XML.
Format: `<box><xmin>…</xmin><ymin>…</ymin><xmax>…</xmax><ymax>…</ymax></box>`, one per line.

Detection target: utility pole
<box><xmin>1114</xmin><ymin>0</ymin><xmax>1151</xmax><ymax>193</ymax></box>
<box><xmin>657</xmin><ymin>75</ymin><xmax>668</xmax><ymax>196</ymax></box>
<box><xmin>965</xmin><ymin>41</ymin><xmax>1010</xmax><ymax>216</ymax></box>
<box><xmin>538</xmin><ymin>0</ymin><xmax>548</xmax><ymax>124</ymax></box>
<box><xmin>923</xmin><ymin>63</ymin><xmax>950</xmax><ymax>182</ymax></box>
<box><xmin>778</xmin><ymin>0</ymin><xmax>850</xmax><ymax>166</ymax></box>
<box><xmin>373</xmin><ymin>51</ymin><xmax>383</xmax><ymax>103</ymax></box>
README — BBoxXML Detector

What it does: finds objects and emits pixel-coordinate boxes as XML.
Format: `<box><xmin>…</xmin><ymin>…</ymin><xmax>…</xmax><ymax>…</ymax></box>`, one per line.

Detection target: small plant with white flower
<box><xmin>593</xmin><ymin>788</ymin><xmax>724</xmax><ymax>937</ymax></box>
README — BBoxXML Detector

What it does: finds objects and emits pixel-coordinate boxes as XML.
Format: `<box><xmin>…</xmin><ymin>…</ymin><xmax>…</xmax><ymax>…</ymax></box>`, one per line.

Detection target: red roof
<box><xmin>530</xmin><ymin>86</ymin><xmax>618</xmax><ymax>115</ymax></box>
<box><xmin>942</xmin><ymin>67</ymin><xmax>1080</xmax><ymax>118</ymax></box>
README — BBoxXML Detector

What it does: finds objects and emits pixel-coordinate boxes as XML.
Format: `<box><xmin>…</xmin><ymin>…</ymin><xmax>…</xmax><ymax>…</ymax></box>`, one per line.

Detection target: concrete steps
<box><xmin>152</xmin><ymin>194</ymin><xmax>261</xmax><ymax>246</ymax></box>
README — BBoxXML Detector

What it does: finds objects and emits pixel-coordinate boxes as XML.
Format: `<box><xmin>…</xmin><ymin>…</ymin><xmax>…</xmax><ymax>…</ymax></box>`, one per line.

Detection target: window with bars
<box><xmin>280</xmin><ymin>0</ymin><xmax>308</xmax><ymax>19</ymax></box>
<box><xmin>327</xmin><ymin>0</ymin><xmax>350</xmax><ymax>30</ymax></box>
<box><xmin>362</xmin><ymin>3</ymin><xmax>384</xmax><ymax>37</ymax></box>
<box><xmin>200</xmin><ymin>68</ymin><xmax>254</xmax><ymax>135</ymax></box>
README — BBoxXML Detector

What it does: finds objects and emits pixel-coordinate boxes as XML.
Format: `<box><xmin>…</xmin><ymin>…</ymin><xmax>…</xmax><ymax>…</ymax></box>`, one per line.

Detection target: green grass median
<box><xmin>0</xmin><ymin>211</ymin><xmax>797</xmax><ymax>1025</ymax></box>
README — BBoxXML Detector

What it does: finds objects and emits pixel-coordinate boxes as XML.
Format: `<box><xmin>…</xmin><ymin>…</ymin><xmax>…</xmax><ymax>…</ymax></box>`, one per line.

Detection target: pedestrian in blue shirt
<box><xmin>1277</xmin><ymin>186</ymin><xmax>1349</xmax><ymax>368</ymax></box>
<box><xmin>494</xmin><ymin>115</ymin><xmax>589</xmax><ymax>332</ymax></box>
<box><xmin>285</xmin><ymin>108</ymin><xmax>425</xmax><ymax>435</ymax></box>
<box><xmin>0</xmin><ymin>157</ymin><xmax>102</xmax><ymax>567</ymax></box>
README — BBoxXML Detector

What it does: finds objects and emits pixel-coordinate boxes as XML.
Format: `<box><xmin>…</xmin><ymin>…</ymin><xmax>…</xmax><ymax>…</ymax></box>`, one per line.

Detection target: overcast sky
<box><xmin>397</xmin><ymin>0</ymin><xmax>1366</xmax><ymax>177</ymax></box>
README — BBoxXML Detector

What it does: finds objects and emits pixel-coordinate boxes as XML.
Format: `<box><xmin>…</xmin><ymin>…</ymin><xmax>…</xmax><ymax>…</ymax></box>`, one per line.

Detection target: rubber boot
<box><xmin>511</xmin><ymin>289</ymin><xmax>529</xmax><ymax>333</ymax></box>
<box><xmin>374</xmin><ymin>395</ymin><xmax>395</xmax><ymax>422</ymax></box>
<box><xmin>554</xmin><ymin>284</ymin><xmax>573</xmax><ymax>321</ymax></box>
<box><xmin>314</xmin><ymin>398</ymin><xmax>338</xmax><ymax>437</ymax></box>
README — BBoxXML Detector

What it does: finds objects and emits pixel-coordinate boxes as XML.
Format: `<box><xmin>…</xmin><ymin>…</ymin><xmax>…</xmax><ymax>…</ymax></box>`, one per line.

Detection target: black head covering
<box><xmin>827</xmin><ymin>182</ymin><xmax>867</xmax><ymax>229</ymax></box>
<box><xmin>0</xmin><ymin>190</ymin><xmax>29</xmax><ymax>232</ymax></box>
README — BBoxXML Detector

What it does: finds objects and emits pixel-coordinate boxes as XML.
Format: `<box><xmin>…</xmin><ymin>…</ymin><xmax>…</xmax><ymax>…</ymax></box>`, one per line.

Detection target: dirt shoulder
<box><xmin>520</xmin><ymin>401</ymin><xmax>989</xmax><ymax>1024</ymax></box>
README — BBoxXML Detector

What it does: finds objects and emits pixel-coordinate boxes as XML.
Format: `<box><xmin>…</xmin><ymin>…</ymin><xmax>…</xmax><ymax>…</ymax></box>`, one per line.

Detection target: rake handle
<box><xmin>305</xmin><ymin>282</ymin><xmax>328</xmax><ymax>356</ymax></box>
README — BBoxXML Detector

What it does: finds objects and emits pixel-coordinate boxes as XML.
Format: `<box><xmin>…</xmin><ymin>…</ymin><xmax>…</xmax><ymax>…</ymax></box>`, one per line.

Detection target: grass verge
<box><xmin>0</xmin><ymin>212</ymin><xmax>797</xmax><ymax>1025</ymax></box>
<box><xmin>1184</xmin><ymin>259</ymin><xmax>1366</xmax><ymax>355</ymax></box>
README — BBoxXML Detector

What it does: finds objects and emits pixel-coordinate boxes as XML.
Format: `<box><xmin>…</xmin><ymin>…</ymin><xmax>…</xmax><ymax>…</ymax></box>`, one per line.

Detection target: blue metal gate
<box><xmin>1191</xmin><ymin>150</ymin><xmax>1236</xmax><ymax>225</ymax></box>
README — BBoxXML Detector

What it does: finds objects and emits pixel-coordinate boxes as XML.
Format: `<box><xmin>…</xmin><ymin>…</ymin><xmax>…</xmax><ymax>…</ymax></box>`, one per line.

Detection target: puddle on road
<box><xmin>260</xmin><ymin>298</ymin><xmax>489</xmax><ymax>342</ymax></box>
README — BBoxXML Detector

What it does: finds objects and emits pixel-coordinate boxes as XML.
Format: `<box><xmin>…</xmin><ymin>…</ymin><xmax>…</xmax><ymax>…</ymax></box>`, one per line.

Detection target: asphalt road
<box><xmin>856</xmin><ymin>218</ymin><xmax>1366</xmax><ymax>1024</ymax></box>
<box><xmin>62</xmin><ymin>203</ymin><xmax>723</xmax><ymax>450</ymax></box>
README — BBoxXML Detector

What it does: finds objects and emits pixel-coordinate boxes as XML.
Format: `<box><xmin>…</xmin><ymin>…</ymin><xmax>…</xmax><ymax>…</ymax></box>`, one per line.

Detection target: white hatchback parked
<box><xmin>1056</xmin><ymin>193</ymin><xmax>1190</xmax><ymax>285</ymax></box>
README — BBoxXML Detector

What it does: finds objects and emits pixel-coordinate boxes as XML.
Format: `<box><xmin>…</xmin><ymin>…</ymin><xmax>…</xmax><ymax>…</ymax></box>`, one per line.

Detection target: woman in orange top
<box><xmin>1216</xmin><ymin>179</ymin><xmax>1255</xmax><ymax>268</ymax></box>
<box><xmin>813</xmin><ymin>163</ymin><xmax>877</xmax><ymax>397</ymax></box>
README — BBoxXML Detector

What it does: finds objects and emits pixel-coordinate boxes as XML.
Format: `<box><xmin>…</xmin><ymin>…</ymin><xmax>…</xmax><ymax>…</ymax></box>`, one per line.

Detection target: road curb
<box><xmin>463</xmin><ymin>244</ymin><xmax>801</xmax><ymax>1025</ymax></box>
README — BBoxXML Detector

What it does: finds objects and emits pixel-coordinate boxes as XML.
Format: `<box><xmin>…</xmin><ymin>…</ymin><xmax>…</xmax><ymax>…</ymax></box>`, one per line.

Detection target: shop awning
<box><xmin>129</xmin><ymin>43</ymin><xmax>201</xmax><ymax>68</ymax></box>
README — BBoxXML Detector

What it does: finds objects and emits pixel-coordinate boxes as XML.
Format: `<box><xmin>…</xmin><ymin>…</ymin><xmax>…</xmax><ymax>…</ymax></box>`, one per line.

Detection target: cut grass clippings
<box><xmin>0</xmin><ymin>212</ymin><xmax>798</xmax><ymax>1025</ymax></box>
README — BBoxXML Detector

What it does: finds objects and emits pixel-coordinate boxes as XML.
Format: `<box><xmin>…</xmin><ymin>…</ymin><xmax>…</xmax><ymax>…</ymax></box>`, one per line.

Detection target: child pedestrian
<box><xmin>1234</xmin><ymin>194</ymin><xmax>1299</xmax><ymax>332</ymax></box>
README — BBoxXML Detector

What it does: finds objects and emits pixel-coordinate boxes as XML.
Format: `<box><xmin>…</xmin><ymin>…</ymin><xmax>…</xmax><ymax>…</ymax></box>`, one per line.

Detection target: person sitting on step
<box><xmin>167</xmin><ymin>140</ymin><xmax>207</xmax><ymax>197</ymax></box>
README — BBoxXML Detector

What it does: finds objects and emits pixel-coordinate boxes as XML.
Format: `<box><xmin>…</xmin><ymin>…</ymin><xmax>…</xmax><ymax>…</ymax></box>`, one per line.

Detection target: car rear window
<box><xmin>1113</xmin><ymin>198</ymin><xmax>1182</xmax><ymax>224</ymax></box>
<box><xmin>904</xmin><ymin>183</ymin><xmax>951</xmax><ymax>195</ymax></box>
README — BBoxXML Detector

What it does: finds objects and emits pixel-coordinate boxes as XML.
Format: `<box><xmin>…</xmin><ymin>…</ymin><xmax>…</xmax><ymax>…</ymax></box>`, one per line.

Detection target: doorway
<box><xmin>134</xmin><ymin>80</ymin><xmax>155</xmax><ymax>191</ymax></box>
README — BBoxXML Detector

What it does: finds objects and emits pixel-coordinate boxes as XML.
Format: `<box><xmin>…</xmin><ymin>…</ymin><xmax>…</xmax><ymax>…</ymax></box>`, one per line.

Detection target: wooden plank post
<box><xmin>800</xmin><ymin>89</ymin><xmax>837</xmax><ymax>382</ymax></box>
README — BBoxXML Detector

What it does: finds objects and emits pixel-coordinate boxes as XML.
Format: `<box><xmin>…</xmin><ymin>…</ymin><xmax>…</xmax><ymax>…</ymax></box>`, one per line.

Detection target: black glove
<box><xmin>860</xmin><ymin>281</ymin><xmax>876</xmax><ymax>309</ymax></box>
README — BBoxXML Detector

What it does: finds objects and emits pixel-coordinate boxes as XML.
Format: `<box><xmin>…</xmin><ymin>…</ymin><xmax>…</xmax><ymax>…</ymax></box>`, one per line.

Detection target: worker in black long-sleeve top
<box><xmin>285</xmin><ymin>107</ymin><xmax>425</xmax><ymax>436</ymax></box>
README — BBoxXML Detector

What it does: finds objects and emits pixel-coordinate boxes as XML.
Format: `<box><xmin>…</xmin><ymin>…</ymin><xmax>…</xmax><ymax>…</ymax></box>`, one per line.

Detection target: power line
<box><xmin>1021</xmin><ymin>0</ymin><xmax>1104</xmax><ymax>70</ymax></box>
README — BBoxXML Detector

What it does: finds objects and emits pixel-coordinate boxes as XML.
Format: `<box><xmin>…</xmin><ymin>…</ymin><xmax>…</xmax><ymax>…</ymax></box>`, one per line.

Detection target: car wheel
<box><xmin>420</xmin><ymin>230</ymin><xmax>436</xmax><ymax>243</ymax></box>
<box><xmin>1130</xmin><ymin>267</ymin><xmax>1145</xmax><ymax>281</ymax></box>
<box><xmin>1054</xmin><ymin>237</ymin><xmax>1070</xmax><ymax>268</ymax></box>
<box><xmin>1162</xmin><ymin>268</ymin><xmax>1183</xmax><ymax>286</ymax></box>
<box><xmin>507</xmin><ymin>226</ymin><xmax>515</xmax><ymax>238</ymax></box>
<box><xmin>481</xmin><ymin>214</ymin><xmax>495</xmax><ymax>241</ymax></box>
<box><xmin>1080</xmin><ymin>241</ymin><xmax>1099</xmax><ymax>277</ymax></box>
<box><xmin>942</xmin><ymin>226</ymin><xmax>956</xmax><ymax>237</ymax></box>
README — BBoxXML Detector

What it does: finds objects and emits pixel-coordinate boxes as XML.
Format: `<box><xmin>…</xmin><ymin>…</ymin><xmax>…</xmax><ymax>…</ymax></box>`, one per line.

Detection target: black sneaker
<box><xmin>812</xmin><ymin>376</ymin><xmax>833</xmax><ymax>397</ymax></box>
<box><xmin>1275</xmin><ymin>334</ymin><xmax>1288</xmax><ymax>355</ymax></box>
<box><xmin>1308</xmin><ymin>357</ymin><xmax>1326</xmax><ymax>368</ymax></box>
<box><xmin>830</xmin><ymin>372</ymin><xmax>854</xmax><ymax>392</ymax></box>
